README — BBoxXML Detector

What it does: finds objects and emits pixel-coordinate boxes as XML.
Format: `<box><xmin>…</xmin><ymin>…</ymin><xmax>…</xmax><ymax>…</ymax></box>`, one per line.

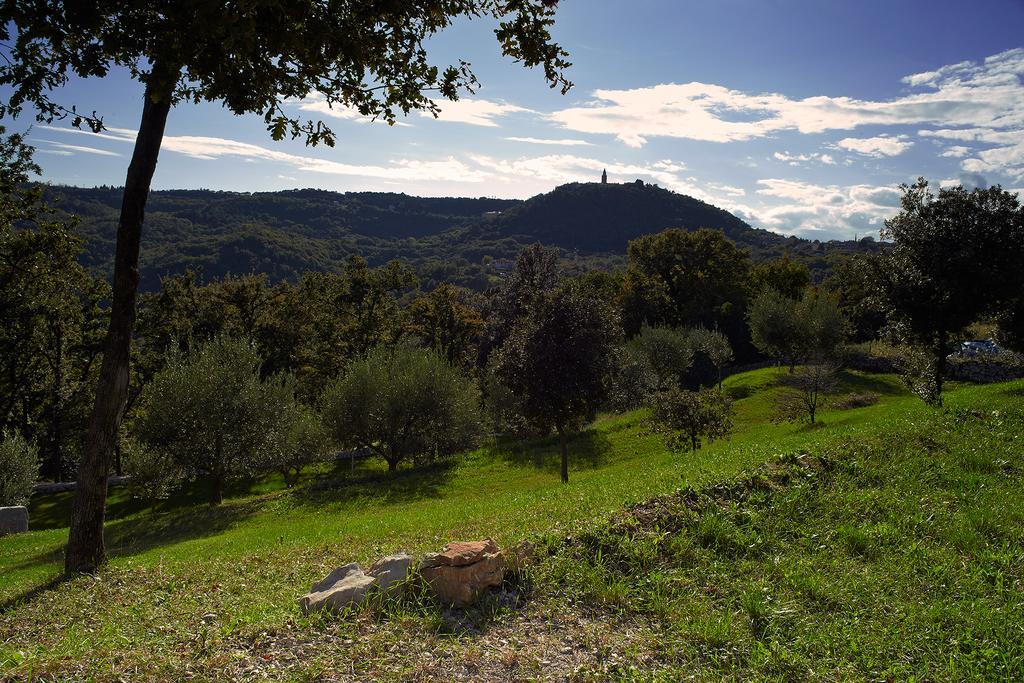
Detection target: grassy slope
<box><xmin>0</xmin><ymin>370</ymin><xmax>1019</xmax><ymax>679</ymax></box>
<box><xmin>545</xmin><ymin>382</ymin><xmax>1024</xmax><ymax>680</ymax></box>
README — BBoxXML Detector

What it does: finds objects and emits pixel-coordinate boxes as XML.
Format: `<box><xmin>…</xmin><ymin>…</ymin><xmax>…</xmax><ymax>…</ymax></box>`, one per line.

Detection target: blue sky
<box><xmin>19</xmin><ymin>0</ymin><xmax>1024</xmax><ymax>240</ymax></box>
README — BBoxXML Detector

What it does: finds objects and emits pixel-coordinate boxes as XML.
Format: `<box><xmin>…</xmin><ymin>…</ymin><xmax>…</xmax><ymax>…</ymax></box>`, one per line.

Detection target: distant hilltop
<box><xmin>44</xmin><ymin>182</ymin><xmax>878</xmax><ymax>291</ymax></box>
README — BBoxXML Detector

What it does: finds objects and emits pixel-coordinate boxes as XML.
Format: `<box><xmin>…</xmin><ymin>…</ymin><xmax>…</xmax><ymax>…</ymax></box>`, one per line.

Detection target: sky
<box><xmin>16</xmin><ymin>0</ymin><xmax>1024</xmax><ymax>241</ymax></box>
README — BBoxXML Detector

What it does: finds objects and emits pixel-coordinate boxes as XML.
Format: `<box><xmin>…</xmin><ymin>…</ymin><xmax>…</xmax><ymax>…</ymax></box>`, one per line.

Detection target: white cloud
<box><xmin>751</xmin><ymin>178</ymin><xmax>903</xmax><ymax>238</ymax></box>
<box><xmin>421</xmin><ymin>98</ymin><xmax>533</xmax><ymax>127</ymax></box>
<box><xmin>549</xmin><ymin>48</ymin><xmax>1024</xmax><ymax>151</ymax></box>
<box><xmin>39</xmin><ymin>126</ymin><xmax>489</xmax><ymax>183</ymax></box>
<box><xmin>773</xmin><ymin>151</ymin><xmax>837</xmax><ymax>166</ymax></box>
<box><xmin>504</xmin><ymin>136</ymin><xmax>593</xmax><ymax>146</ymax></box>
<box><xmin>37</xmin><ymin>139</ymin><xmax>123</xmax><ymax>157</ymax></box>
<box><xmin>940</xmin><ymin>145</ymin><xmax>971</xmax><ymax>158</ymax></box>
<box><xmin>835</xmin><ymin>134</ymin><xmax>913</xmax><ymax>157</ymax></box>
<box><xmin>291</xmin><ymin>94</ymin><xmax>414</xmax><ymax>127</ymax></box>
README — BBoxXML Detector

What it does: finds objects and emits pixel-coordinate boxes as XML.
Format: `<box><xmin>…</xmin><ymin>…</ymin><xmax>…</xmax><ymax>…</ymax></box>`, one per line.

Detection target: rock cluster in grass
<box><xmin>0</xmin><ymin>506</ymin><xmax>29</xmax><ymax>536</ymax></box>
<box><xmin>299</xmin><ymin>539</ymin><xmax>534</xmax><ymax>614</ymax></box>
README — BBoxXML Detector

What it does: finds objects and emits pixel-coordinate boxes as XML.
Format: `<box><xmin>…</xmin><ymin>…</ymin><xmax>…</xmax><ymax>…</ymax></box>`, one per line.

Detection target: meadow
<box><xmin>1</xmin><ymin>369</ymin><xmax>1022</xmax><ymax>680</ymax></box>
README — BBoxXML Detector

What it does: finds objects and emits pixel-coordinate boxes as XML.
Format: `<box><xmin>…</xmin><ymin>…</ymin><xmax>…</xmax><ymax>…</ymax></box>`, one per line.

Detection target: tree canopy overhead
<box><xmin>1</xmin><ymin>0</ymin><xmax>572</xmax><ymax>142</ymax></box>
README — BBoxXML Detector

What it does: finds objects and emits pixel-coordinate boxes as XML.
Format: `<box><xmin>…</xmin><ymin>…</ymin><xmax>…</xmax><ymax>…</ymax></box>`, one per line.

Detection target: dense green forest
<box><xmin>46</xmin><ymin>182</ymin><xmax>879</xmax><ymax>292</ymax></box>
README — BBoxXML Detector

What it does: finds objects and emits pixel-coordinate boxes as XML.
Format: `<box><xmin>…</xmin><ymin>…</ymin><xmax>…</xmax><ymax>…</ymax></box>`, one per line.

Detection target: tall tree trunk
<box><xmin>557</xmin><ymin>424</ymin><xmax>569</xmax><ymax>484</ymax></box>
<box><xmin>64</xmin><ymin>76</ymin><xmax>174</xmax><ymax>574</ymax></box>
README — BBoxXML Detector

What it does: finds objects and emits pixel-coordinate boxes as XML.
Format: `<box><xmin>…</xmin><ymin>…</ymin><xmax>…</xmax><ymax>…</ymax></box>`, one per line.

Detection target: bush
<box><xmin>0</xmin><ymin>431</ymin><xmax>39</xmax><ymax>506</ymax></box>
<box><xmin>133</xmin><ymin>335</ymin><xmax>296</xmax><ymax>504</ymax></box>
<box><xmin>322</xmin><ymin>345</ymin><xmax>483</xmax><ymax>472</ymax></box>
<box><xmin>649</xmin><ymin>387</ymin><xmax>733</xmax><ymax>452</ymax></box>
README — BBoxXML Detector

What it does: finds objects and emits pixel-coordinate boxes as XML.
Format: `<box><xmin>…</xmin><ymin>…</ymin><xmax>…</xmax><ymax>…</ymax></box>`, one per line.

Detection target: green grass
<box><xmin>543</xmin><ymin>388</ymin><xmax>1024</xmax><ymax>680</ymax></box>
<box><xmin>1</xmin><ymin>370</ymin><xmax>1021</xmax><ymax>680</ymax></box>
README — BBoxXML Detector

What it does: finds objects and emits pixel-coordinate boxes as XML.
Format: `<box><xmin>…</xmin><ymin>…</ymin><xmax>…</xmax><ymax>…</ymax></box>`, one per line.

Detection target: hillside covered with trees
<box><xmin>46</xmin><ymin>182</ymin><xmax>878</xmax><ymax>292</ymax></box>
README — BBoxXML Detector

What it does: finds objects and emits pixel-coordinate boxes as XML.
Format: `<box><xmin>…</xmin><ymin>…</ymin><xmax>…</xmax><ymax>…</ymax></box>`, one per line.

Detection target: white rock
<box><xmin>299</xmin><ymin>566</ymin><xmax>377</xmax><ymax>615</ymax></box>
<box><xmin>367</xmin><ymin>553</ymin><xmax>413</xmax><ymax>593</ymax></box>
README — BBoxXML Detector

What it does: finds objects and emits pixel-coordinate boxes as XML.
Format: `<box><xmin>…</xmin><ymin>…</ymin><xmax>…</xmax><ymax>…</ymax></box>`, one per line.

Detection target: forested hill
<box><xmin>46</xmin><ymin>183</ymin><xmax>870</xmax><ymax>292</ymax></box>
<box><xmin>466</xmin><ymin>181</ymin><xmax>783</xmax><ymax>252</ymax></box>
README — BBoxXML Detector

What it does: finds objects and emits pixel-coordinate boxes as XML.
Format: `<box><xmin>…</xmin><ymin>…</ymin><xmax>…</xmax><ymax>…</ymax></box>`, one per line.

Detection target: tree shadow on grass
<box><xmin>290</xmin><ymin>458</ymin><xmax>459</xmax><ymax>509</ymax></box>
<box><xmin>0</xmin><ymin>573</ymin><xmax>69</xmax><ymax>615</ymax></box>
<box><xmin>100</xmin><ymin>497</ymin><xmax>264</xmax><ymax>559</ymax></box>
<box><xmin>835</xmin><ymin>370</ymin><xmax>906</xmax><ymax>396</ymax></box>
<box><xmin>492</xmin><ymin>428</ymin><xmax>614</xmax><ymax>475</ymax></box>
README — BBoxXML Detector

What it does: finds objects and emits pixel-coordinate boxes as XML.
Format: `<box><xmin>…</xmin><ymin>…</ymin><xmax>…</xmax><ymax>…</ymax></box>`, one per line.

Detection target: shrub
<box><xmin>322</xmin><ymin>345</ymin><xmax>483</xmax><ymax>473</ymax></box>
<box><xmin>649</xmin><ymin>387</ymin><xmax>733</xmax><ymax>452</ymax></box>
<box><xmin>0</xmin><ymin>430</ymin><xmax>39</xmax><ymax>507</ymax></box>
<box><xmin>133</xmin><ymin>335</ymin><xmax>296</xmax><ymax>504</ymax></box>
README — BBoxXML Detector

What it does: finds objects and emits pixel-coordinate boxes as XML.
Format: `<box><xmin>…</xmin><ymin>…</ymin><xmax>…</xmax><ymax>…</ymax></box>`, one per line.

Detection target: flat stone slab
<box><xmin>0</xmin><ymin>506</ymin><xmax>29</xmax><ymax>536</ymax></box>
<box><xmin>367</xmin><ymin>553</ymin><xmax>413</xmax><ymax>592</ymax></box>
<box><xmin>299</xmin><ymin>563</ymin><xmax>376</xmax><ymax>614</ymax></box>
<box><xmin>420</xmin><ymin>539</ymin><xmax>500</xmax><ymax>569</ymax></box>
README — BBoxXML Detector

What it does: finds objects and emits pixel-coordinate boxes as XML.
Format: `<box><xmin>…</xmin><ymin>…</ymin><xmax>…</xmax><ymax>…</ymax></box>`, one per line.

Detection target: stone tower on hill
<box><xmin>601</xmin><ymin>168</ymin><xmax>607</xmax><ymax>184</ymax></box>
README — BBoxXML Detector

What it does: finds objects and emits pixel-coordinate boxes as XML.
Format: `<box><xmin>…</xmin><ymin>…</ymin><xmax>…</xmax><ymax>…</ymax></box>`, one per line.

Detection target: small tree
<box><xmin>748</xmin><ymin>288</ymin><xmax>803</xmax><ymax>370</ymax></box>
<box><xmin>321</xmin><ymin>346</ymin><xmax>482</xmax><ymax>473</ymax></box>
<box><xmin>649</xmin><ymin>387</ymin><xmax>733</xmax><ymax>452</ymax></box>
<box><xmin>133</xmin><ymin>336</ymin><xmax>294</xmax><ymax>505</ymax></box>
<box><xmin>689</xmin><ymin>327</ymin><xmax>734</xmax><ymax>388</ymax></box>
<box><xmin>0</xmin><ymin>430</ymin><xmax>38</xmax><ymax>507</ymax></box>
<box><xmin>273</xmin><ymin>405</ymin><xmax>331</xmax><ymax>487</ymax></box>
<box><xmin>774</xmin><ymin>362</ymin><xmax>839</xmax><ymax>424</ymax></box>
<box><xmin>491</xmin><ymin>284</ymin><xmax>621</xmax><ymax>483</ymax></box>
<box><xmin>625</xmin><ymin>326</ymin><xmax>694</xmax><ymax>391</ymax></box>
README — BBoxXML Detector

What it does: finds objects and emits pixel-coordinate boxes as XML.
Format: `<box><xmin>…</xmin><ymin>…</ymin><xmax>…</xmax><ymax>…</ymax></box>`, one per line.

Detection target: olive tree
<box><xmin>625</xmin><ymin>326</ymin><xmax>694</xmax><ymax>392</ymax></box>
<box><xmin>0</xmin><ymin>0</ymin><xmax>571</xmax><ymax>572</ymax></box>
<box><xmin>321</xmin><ymin>346</ymin><xmax>483</xmax><ymax>473</ymax></box>
<box><xmin>749</xmin><ymin>289</ymin><xmax>844</xmax><ymax>370</ymax></box>
<box><xmin>0</xmin><ymin>430</ymin><xmax>38</xmax><ymax>507</ymax></box>
<box><xmin>649</xmin><ymin>387</ymin><xmax>733</xmax><ymax>452</ymax></box>
<box><xmin>688</xmin><ymin>327</ymin><xmax>734</xmax><ymax>388</ymax></box>
<box><xmin>273</xmin><ymin>405</ymin><xmax>331</xmax><ymax>488</ymax></box>
<box><xmin>747</xmin><ymin>288</ymin><xmax>804</xmax><ymax>370</ymax></box>
<box><xmin>133</xmin><ymin>336</ymin><xmax>294</xmax><ymax>505</ymax></box>
<box><xmin>491</xmin><ymin>284</ymin><xmax>621</xmax><ymax>483</ymax></box>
